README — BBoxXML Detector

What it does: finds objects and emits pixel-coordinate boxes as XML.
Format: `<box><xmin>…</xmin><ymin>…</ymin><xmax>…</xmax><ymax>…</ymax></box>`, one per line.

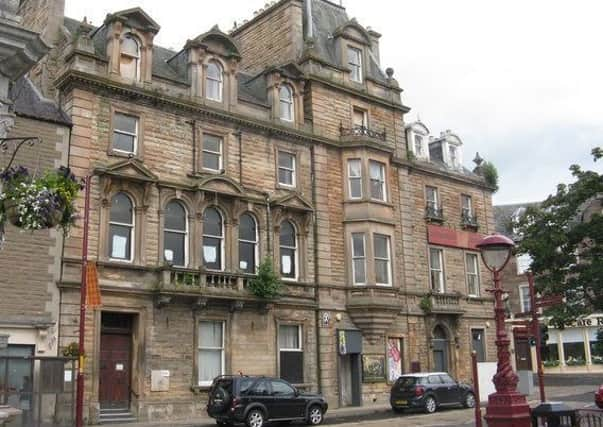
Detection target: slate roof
<box><xmin>10</xmin><ymin>77</ymin><xmax>71</xmax><ymax>126</ymax></box>
<box><xmin>493</xmin><ymin>202</ymin><xmax>540</xmax><ymax>237</ymax></box>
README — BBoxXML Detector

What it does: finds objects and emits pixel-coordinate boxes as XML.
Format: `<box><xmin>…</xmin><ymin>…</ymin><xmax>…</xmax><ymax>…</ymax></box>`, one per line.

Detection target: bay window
<box><xmin>374</xmin><ymin>234</ymin><xmax>391</xmax><ymax>285</ymax></box>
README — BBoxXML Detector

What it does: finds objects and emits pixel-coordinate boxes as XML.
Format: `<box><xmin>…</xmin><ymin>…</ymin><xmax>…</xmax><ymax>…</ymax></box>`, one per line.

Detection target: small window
<box><xmin>164</xmin><ymin>201</ymin><xmax>188</xmax><ymax>266</ymax></box>
<box><xmin>198</xmin><ymin>321</ymin><xmax>224</xmax><ymax>386</ymax></box>
<box><xmin>519</xmin><ymin>285</ymin><xmax>531</xmax><ymax>313</ymax></box>
<box><xmin>205</xmin><ymin>61</ymin><xmax>223</xmax><ymax>102</ymax></box>
<box><xmin>238</xmin><ymin>213</ymin><xmax>258</xmax><ymax>273</ymax></box>
<box><xmin>429</xmin><ymin>248</ymin><xmax>445</xmax><ymax>293</ymax></box>
<box><xmin>120</xmin><ymin>34</ymin><xmax>140</xmax><ymax>80</ymax></box>
<box><xmin>374</xmin><ymin>234</ymin><xmax>391</xmax><ymax>286</ymax></box>
<box><xmin>414</xmin><ymin>135</ymin><xmax>423</xmax><ymax>157</ymax></box>
<box><xmin>202</xmin><ymin>134</ymin><xmax>223</xmax><ymax>172</ymax></box>
<box><xmin>347</xmin><ymin>159</ymin><xmax>362</xmax><ymax>199</ymax></box>
<box><xmin>279</xmin><ymin>221</ymin><xmax>297</xmax><ymax>280</ymax></box>
<box><xmin>426</xmin><ymin>186</ymin><xmax>439</xmax><ymax>210</ymax></box>
<box><xmin>109</xmin><ymin>193</ymin><xmax>134</xmax><ymax>261</ymax></box>
<box><xmin>279</xmin><ymin>324</ymin><xmax>303</xmax><ymax>384</ymax></box>
<box><xmin>279</xmin><ymin>85</ymin><xmax>294</xmax><ymax>122</ymax></box>
<box><xmin>347</xmin><ymin>46</ymin><xmax>362</xmax><ymax>82</ymax></box>
<box><xmin>112</xmin><ymin>113</ymin><xmax>138</xmax><ymax>154</ymax></box>
<box><xmin>369</xmin><ymin>160</ymin><xmax>386</xmax><ymax>201</ymax></box>
<box><xmin>448</xmin><ymin>145</ymin><xmax>458</xmax><ymax>168</ymax></box>
<box><xmin>461</xmin><ymin>195</ymin><xmax>473</xmax><ymax>217</ymax></box>
<box><xmin>466</xmin><ymin>253</ymin><xmax>480</xmax><ymax>296</ymax></box>
<box><xmin>203</xmin><ymin>208</ymin><xmax>223</xmax><ymax>270</ymax></box>
<box><xmin>278</xmin><ymin>151</ymin><xmax>296</xmax><ymax>187</ymax></box>
<box><xmin>472</xmin><ymin>329</ymin><xmax>486</xmax><ymax>362</ymax></box>
<box><xmin>351</xmin><ymin>233</ymin><xmax>366</xmax><ymax>284</ymax></box>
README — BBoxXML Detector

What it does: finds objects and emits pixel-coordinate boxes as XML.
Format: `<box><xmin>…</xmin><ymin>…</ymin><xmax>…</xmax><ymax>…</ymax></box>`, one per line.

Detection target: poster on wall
<box><xmin>387</xmin><ymin>338</ymin><xmax>402</xmax><ymax>382</ymax></box>
<box><xmin>362</xmin><ymin>354</ymin><xmax>385</xmax><ymax>381</ymax></box>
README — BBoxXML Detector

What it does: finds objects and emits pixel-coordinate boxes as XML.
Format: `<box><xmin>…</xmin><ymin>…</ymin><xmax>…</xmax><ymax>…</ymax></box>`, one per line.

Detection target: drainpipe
<box><xmin>188</xmin><ymin>120</ymin><xmax>197</xmax><ymax>173</ymax></box>
<box><xmin>263</xmin><ymin>192</ymin><xmax>272</xmax><ymax>258</ymax></box>
<box><xmin>310</xmin><ymin>144</ymin><xmax>322</xmax><ymax>393</ymax></box>
<box><xmin>305</xmin><ymin>0</ymin><xmax>313</xmax><ymax>39</ymax></box>
<box><xmin>234</xmin><ymin>129</ymin><xmax>243</xmax><ymax>185</ymax></box>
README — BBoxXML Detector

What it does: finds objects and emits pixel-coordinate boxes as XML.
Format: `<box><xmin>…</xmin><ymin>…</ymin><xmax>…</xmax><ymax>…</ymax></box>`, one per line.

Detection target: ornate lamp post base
<box><xmin>485</xmin><ymin>391</ymin><xmax>531</xmax><ymax>427</ymax></box>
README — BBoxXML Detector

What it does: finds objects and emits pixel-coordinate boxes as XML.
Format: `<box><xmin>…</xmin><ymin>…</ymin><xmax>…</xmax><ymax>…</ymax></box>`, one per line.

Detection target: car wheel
<box><xmin>246</xmin><ymin>409</ymin><xmax>265</xmax><ymax>427</ymax></box>
<box><xmin>307</xmin><ymin>405</ymin><xmax>324</xmax><ymax>425</ymax></box>
<box><xmin>464</xmin><ymin>392</ymin><xmax>476</xmax><ymax>408</ymax></box>
<box><xmin>424</xmin><ymin>396</ymin><xmax>437</xmax><ymax>414</ymax></box>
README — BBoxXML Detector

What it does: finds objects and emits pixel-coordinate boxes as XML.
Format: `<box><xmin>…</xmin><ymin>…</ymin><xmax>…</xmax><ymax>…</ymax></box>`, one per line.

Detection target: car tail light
<box><xmin>231</xmin><ymin>398</ymin><xmax>240</xmax><ymax>410</ymax></box>
<box><xmin>415</xmin><ymin>386</ymin><xmax>425</xmax><ymax>397</ymax></box>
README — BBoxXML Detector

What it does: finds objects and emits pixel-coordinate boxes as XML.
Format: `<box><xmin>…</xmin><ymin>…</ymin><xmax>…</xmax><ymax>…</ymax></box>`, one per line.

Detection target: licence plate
<box><xmin>395</xmin><ymin>400</ymin><xmax>407</xmax><ymax>405</ymax></box>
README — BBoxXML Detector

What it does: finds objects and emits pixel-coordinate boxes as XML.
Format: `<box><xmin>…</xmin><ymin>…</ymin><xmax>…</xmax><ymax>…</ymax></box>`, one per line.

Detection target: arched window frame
<box><xmin>108</xmin><ymin>192</ymin><xmax>135</xmax><ymax>262</ymax></box>
<box><xmin>279</xmin><ymin>84</ymin><xmax>294</xmax><ymax>122</ymax></box>
<box><xmin>120</xmin><ymin>33</ymin><xmax>141</xmax><ymax>81</ymax></box>
<box><xmin>279</xmin><ymin>220</ymin><xmax>298</xmax><ymax>281</ymax></box>
<box><xmin>202</xmin><ymin>207</ymin><xmax>225</xmax><ymax>271</ymax></box>
<box><xmin>238</xmin><ymin>212</ymin><xmax>259</xmax><ymax>274</ymax></box>
<box><xmin>163</xmin><ymin>200</ymin><xmax>189</xmax><ymax>267</ymax></box>
<box><xmin>205</xmin><ymin>60</ymin><xmax>224</xmax><ymax>102</ymax></box>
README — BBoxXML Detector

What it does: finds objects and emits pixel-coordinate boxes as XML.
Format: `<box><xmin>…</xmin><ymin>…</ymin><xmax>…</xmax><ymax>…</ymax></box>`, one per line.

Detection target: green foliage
<box><xmin>248</xmin><ymin>257</ymin><xmax>282</xmax><ymax>299</ymax></box>
<box><xmin>62</xmin><ymin>341</ymin><xmax>80</xmax><ymax>357</ymax></box>
<box><xmin>481</xmin><ymin>161</ymin><xmax>499</xmax><ymax>192</ymax></box>
<box><xmin>419</xmin><ymin>294</ymin><xmax>432</xmax><ymax>313</ymax></box>
<box><xmin>542</xmin><ymin>360</ymin><xmax>560</xmax><ymax>367</ymax></box>
<box><xmin>517</xmin><ymin>148</ymin><xmax>603</xmax><ymax>328</ymax></box>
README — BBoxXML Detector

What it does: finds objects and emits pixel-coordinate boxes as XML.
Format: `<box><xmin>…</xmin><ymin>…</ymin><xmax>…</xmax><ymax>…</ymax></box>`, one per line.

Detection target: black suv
<box><xmin>207</xmin><ymin>375</ymin><xmax>328</xmax><ymax>427</ymax></box>
<box><xmin>390</xmin><ymin>372</ymin><xmax>475</xmax><ymax>414</ymax></box>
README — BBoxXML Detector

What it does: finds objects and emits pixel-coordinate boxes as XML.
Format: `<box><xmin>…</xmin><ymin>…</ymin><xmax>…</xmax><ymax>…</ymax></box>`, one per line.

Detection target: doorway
<box><xmin>432</xmin><ymin>325</ymin><xmax>449</xmax><ymax>372</ymax></box>
<box><xmin>100</xmin><ymin>312</ymin><xmax>134</xmax><ymax>409</ymax></box>
<box><xmin>338</xmin><ymin>354</ymin><xmax>361</xmax><ymax>407</ymax></box>
<box><xmin>514</xmin><ymin>337</ymin><xmax>532</xmax><ymax>370</ymax></box>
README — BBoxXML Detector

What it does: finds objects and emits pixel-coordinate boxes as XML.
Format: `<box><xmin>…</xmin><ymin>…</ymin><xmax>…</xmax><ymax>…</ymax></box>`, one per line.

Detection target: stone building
<box><xmin>17</xmin><ymin>0</ymin><xmax>498</xmax><ymax>422</ymax></box>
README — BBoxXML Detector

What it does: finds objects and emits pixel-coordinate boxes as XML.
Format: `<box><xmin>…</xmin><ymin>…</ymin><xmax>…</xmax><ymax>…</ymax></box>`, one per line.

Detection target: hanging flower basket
<box><xmin>0</xmin><ymin>166</ymin><xmax>82</xmax><ymax>233</ymax></box>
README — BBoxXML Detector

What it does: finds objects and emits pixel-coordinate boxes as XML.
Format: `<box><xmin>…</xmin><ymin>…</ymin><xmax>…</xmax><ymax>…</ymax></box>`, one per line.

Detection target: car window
<box><xmin>271</xmin><ymin>380</ymin><xmax>295</xmax><ymax>395</ymax></box>
<box><xmin>439</xmin><ymin>374</ymin><xmax>455</xmax><ymax>384</ymax></box>
<box><xmin>249</xmin><ymin>379</ymin><xmax>270</xmax><ymax>395</ymax></box>
<box><xmin>396</xmin><ymin>377</ymin><xmax>417</xmax><ymax>388</ymax></box>
<box><xmin>428</xmin><ymin>375</ymin><xmax>443</xmax><ymax>384</ymax></box>
<box><xmin>213</xmin><ymin>379</ymin><xmax>233</xmax><ymax>394</ymax></box>
<box><xmin>239</xmin><ymin>378</ymin><xmax>254</xmax><ymax>394</ymax></box>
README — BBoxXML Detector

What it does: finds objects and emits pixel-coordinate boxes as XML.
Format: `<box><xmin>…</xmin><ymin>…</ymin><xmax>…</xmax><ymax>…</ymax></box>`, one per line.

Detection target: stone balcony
<box><xmin>340</xmin><ymin>124</ymin><xmax>387</xmax><ymax>144</ymax></box>
<box><xmin>428</xmin><ymin>292</ymin><xmax>465</xmax><ymax>315</ymax></box>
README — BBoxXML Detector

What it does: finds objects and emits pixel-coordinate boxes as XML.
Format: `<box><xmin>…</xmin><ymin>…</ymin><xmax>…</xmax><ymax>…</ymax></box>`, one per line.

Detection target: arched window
<box><xmin>120</xmin><ymin>34</ymin><xmax>140</xmax><ymax>80</ymax></box>
<box><xmin>164</xmin><ymin>201</ymin><xmax>188</xmax><ymax>266</ymax></box>
<box><xmin>205</xmin><ymin>61</ymin><xmax>223</xmax><ymax>102</ymax></box>
<box><xmin>279</xmin><ymin>85</ymin><xmax>294</xmax><ymax>122</ymax></box>
<box><xmin>279</xmin><ymin>220</ymin><xmax>297</xmax><ymax>279</ymax></box>
<box><xmin>109</xmin><ymin>192</ymin><xmax>134</xmax><ymax>261</ymax></box>
<box><xmin>203</xmin><ymin>207</ymin><xmax>223</xmax><ymax>270</ymax></box>
<box><xmin>238</xmin><ymin>213</ymin><xmax>258</xmax><ymax>273</ymax></box>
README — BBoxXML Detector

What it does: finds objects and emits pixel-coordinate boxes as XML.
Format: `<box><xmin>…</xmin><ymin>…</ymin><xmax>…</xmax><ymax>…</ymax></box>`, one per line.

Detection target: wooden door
<box><xmin>99</xmin><ymin>334</ymin><xmax>131</xmax><ymax>408</ymax></box>
<box><xmin>514</xmin><ymin>338</ymin><xmax>532</xmax><ymax>370</ymax></box>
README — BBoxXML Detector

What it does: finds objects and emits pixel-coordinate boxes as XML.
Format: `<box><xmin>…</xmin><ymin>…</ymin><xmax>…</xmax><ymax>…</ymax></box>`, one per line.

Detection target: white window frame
<box><xmin>280</xmin><ymin>221</ymin><xmax>298</xmax><ymax>281</ymax></box>
<box><xmin>465</xmin><ymin>252</ymin><xmax>480</xmax><ymax>297</ymax></box>
<box><xmin>519</xmin><ymin>284</ymin><xmax>531</xmax><ymax>313</ymax></box>
<box><xmin>426</xmin><ymin>186</ymin><xmax>439</xmax><ymax>210</ymax></box>
<box><xmin>163</xmin><ymin>201</ymin><xmax>188</xmax><ymax>267</ymax></box>
<box><xmin>197</xmin><ymin>320</ymin><xmax>225</xmax><ymax>387</ymax></box>
<box><xmin>448</xmin><ymin>144</ymin><xmax>458</xmax><ymax>168</ymax></box>
<box><xmin>352</xmin><ymin>107</ymin><xmax>367</xmax><ymax>128</ymax></box>
<box><xmin>347</xmin><ymin>159</ymin><xmax>362</xmax><ymax>199</ymax></box>
<box><xmin>202</xmin><ymin>208</ymin><xmax>225</xmax><ymax>271</ymax></box>
<box><xmin>369</xmin><ymin>160</ymin><xmax>386</xmax><ymax>202</ymax></box>
<box><xmin>277</xmin><ymin>151</ymin><xmax>296</xmax><ymax>188</ymax></box>
<box><xmin>414</xmin><ymin>134</ymin><xmax>424</xmax><ymax>157</ymax></box>
<box><xmin>205</xmin><ymin>61</ymin><xmax>224</xmax><ymax>102</ymax></box>
<box><xmin>347</xmin><ymin>46</ymin><xmax>362</xmax><ymax>82</ymax></box>
<box><xmin>112</xmin><ymin>113</ymin><xmax>139</xmax><ymax>155</ymax></box>
<box><xmin>238</xmin><ymin>213</ymin><xmax>259</xmax><ymax>273</ymax></box>
<box><xmin>278</xmin><ymin>324</ymin><xmax>302</xmax><ymax>352</ymax></box>
<box><xmin>202</xmin><ymin>134</ymin><xmax>223</xmax><ymax>172</ymax></box>
<box><xmin>374</xmin><ymin>233</ymin><xmax>392</xmax><ymax>286</ymax></box>
<box><xmin>279</xmin><ymin>85</ymin><xmax>294</xmax><ymax>122</ymax></box>
<box><xmin>461</xmin><ymin>194</ymin><xmax>473</xmax><ymax>217</ymax></box>
<box><xmin>351</xmin><ymin>232</ymin><xmax>366</xmax><ymax>285</ymax></box>
<box><xmin>120</xmin><ymin>34</ymin><xmax>140</xmax><ymax>81</ymax></box>
<box><xmin>109</xmin><ymin>193</ymin><xmax>135</xmax><ymax>263</ymax></box>
<box><xmin>429</xmin><ymin>247</ymin><xmax>445</xmax><ymax>293</ymax></box>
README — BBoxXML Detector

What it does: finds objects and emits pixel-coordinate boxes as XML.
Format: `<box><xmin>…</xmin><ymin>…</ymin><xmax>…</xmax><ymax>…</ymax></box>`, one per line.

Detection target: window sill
<box><xmin>343</xmin><ymin>198</ymin><xmax>394</xmax><ymax>208</ymax></box>
<box><xmin>108</xmin><ymin>150</ymin><xmax>139</xmax><ymax>160</ymax></box>
<box><xmin>276</xmin><ymin>183</ymin><xmax>297</xmax><ymax>191</ymax></box>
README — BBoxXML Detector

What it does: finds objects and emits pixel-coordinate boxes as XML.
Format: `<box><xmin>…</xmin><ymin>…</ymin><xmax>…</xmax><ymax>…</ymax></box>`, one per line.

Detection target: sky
<box><xmin>65</xmin><ymin>0</ymin><xmax>603</xmax><ymax>205</ymax></box>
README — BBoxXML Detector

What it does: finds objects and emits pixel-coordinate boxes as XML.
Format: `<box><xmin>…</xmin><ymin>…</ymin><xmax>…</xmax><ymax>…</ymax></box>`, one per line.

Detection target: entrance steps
<box><xmin>99</xmin><ymin>408</ymin><xmax>137</xmax><ymax>424</ymax></box>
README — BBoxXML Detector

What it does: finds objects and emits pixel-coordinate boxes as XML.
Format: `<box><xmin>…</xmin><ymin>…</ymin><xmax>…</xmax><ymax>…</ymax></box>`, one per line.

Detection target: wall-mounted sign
<box><xmin>338</xmin><ymin>330</ymin><xmax>362</xmax><ymax>355</ymax></box>
<box><xmin>320</xmin><ymin>312</ymin><xmax>330</xmax><ymax>328</ymax></box>
<box><xmin>427</xmin><ymin>224</ymin><xmax>484</xmax><ymax>250</ymax></box>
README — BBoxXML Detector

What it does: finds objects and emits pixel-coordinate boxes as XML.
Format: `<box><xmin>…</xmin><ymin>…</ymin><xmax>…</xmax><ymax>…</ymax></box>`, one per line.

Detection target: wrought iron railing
<box><xmin>461</xmin><ymin>211</ymin><xmax>479</xmax><ymax>228</ymax></box>
<box><xmin>425</xmin><ymin>204</ymin><xmax>444</xmax><ymax>221</ymax></box>
<box><xmin>578</xmin><ymin>409</ymin><xmax>603</xmax><ymax>427</ymax></box>
<box><xmin>340</xmin><ymin>124</ymin><xmax>386</xmax><ymax>141</ymax></box>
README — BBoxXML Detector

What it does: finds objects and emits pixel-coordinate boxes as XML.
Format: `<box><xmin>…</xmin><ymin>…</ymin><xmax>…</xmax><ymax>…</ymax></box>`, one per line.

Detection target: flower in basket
<box><xmin>0</xmin><ymin>166</ymin><xmax>83</xmax><ymax>233</ymax></box>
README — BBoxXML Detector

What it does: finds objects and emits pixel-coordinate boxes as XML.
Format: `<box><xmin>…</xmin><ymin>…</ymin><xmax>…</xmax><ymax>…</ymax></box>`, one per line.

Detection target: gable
<box><xmin>272</xmin><ymin>193</ymin><xmax>314</xmax><ymax>212</ymax></box>
<box><xmin>94</xmin><ymin>158</ymin><xmax>158</xmax><ymax>183</ymax></box>
<box><xmin>198</xmin><ymin>176</ymin><xmax>243</xmax><ymax>197</ymax></box>
<box><xmin>105</xmin><ymin>7</ymin><xmax>160</xmax><ymax>34</ymax></box>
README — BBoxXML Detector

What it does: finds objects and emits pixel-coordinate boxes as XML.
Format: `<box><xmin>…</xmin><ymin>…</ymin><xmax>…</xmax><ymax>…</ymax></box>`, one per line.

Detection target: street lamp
<box><xmin>477</xmin><ymin>234</ymin><xmax>532</xmax><ymax>427</ymax></box>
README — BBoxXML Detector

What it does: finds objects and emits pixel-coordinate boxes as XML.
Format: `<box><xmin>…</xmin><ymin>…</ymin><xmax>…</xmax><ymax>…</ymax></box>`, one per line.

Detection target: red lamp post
<box><xmin>477</xmin><ymin>234</ymin><xmax>531</xmax><ymax>427</ymax></box>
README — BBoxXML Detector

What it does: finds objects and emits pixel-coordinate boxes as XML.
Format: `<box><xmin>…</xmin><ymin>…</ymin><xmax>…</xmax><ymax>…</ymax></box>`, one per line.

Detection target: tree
<box><xmin>517</xmin><ymin>148</ymin><xmax>603</xmax><ymax>328</ymax></box>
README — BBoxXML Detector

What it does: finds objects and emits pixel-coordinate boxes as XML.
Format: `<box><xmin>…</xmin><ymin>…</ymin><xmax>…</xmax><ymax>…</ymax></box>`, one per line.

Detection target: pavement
<box><xmin>96</xmin><ymin>374</ymin><xmax>601</xmax><ymax>427</ymax></box>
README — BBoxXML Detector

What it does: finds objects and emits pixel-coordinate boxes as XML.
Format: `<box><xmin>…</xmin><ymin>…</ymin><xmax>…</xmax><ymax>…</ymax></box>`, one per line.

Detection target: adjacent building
<box><xmin>16</xmin><ymin>0</ymin><xmax>498</xmax><ymax>423</ymax></box>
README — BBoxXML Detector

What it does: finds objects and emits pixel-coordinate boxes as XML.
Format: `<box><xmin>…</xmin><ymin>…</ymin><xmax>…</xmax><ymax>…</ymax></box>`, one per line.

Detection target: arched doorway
<box><xmin>432</xmin><ymin>325</ymin><xmax>450</xmax><ymax>372</ymax></box>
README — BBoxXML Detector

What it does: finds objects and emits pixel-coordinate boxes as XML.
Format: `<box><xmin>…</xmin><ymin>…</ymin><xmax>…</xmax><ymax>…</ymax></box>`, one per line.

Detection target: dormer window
<box><xmin>449</xmin><ymin>145</ymin><xmax>458</xmax><ymax>168</ymax></box>
<box><xmin>347</xmin><ymin>47</ymin><xmax>362</xmax><ymax>82</ymax></box>
<box><xmin>120</xmin><ymin>34</ymin><xmax>140</xmax><ymax>81</ymax></box>
<box><xmin>279</xmin><ymin>85</ymin><xmax>294</xmax><ymax>122</ymax></box>
<box><xmin>206</xmin><ymin>61</ymin><xmax>223</xmax><ymax>102</ymax></box>
<box><xmin>414</xmin><ymin>135</ymin><xmax>424</xmax><ymax>157</ymax></box>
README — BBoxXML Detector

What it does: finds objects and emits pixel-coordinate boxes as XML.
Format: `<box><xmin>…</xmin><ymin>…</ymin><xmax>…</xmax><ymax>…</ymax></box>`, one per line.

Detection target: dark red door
<box><xmin>99</xmin><ymin>334</ymin><xmax>131</xmax><ymax>408</ymax></box>
<box><xmin>514</xmin><ymin>338</ymin><xmax>532</xmax><ymax>370</ymax></box>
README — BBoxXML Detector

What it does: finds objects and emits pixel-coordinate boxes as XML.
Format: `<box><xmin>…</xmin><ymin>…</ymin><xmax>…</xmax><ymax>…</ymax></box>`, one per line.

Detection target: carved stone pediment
<box><xmin>198</xmin><ymin>175</ymin><xmax>244</xmax><ymax>197</ymax></box>
<box><xmin>104</xmin><ymin>7</ymin><xmax>160</xmax><ymax>34</ymax></box>
<box><xmin>271</xmin><ymin>193</ymin><xmax>313</xmax><ymax>213</ymax></box>
<box><xmin>186</xmin><ymin>25</ymin><xmax>241</xmax><ymax>59</ymax></box>
<box><xmin>95</xmin><ymin>158</ymin><xmax>158</xmax><ymax>184</ymax></box>
<box><xmin>332</xmin><ymin>19</ymin><xmax>372</xmax><ymax>46</ymax></box>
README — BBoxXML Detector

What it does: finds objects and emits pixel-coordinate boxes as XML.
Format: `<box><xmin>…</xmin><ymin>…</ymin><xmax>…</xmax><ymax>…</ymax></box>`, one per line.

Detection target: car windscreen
<box><xmin>396</xmin><ymin>377</ymin><xmax>420</xmax><ymax>388</ymax></box>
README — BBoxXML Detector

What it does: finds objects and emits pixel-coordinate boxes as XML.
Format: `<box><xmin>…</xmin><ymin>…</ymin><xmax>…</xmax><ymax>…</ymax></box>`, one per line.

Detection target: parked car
<box><xmin>595</xmin><ymin>385</ymin><xmax>603</xmax><ymax>409</ymax></box>
<box><xmin>390</xmin><ymin>372</ymin><xmax>476</xmax><ymax>414</ymax></box>
<box><xmin>207</xmin><ymin>375</ymin><xmax>328</xmax><ymax>427</ymax></box>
